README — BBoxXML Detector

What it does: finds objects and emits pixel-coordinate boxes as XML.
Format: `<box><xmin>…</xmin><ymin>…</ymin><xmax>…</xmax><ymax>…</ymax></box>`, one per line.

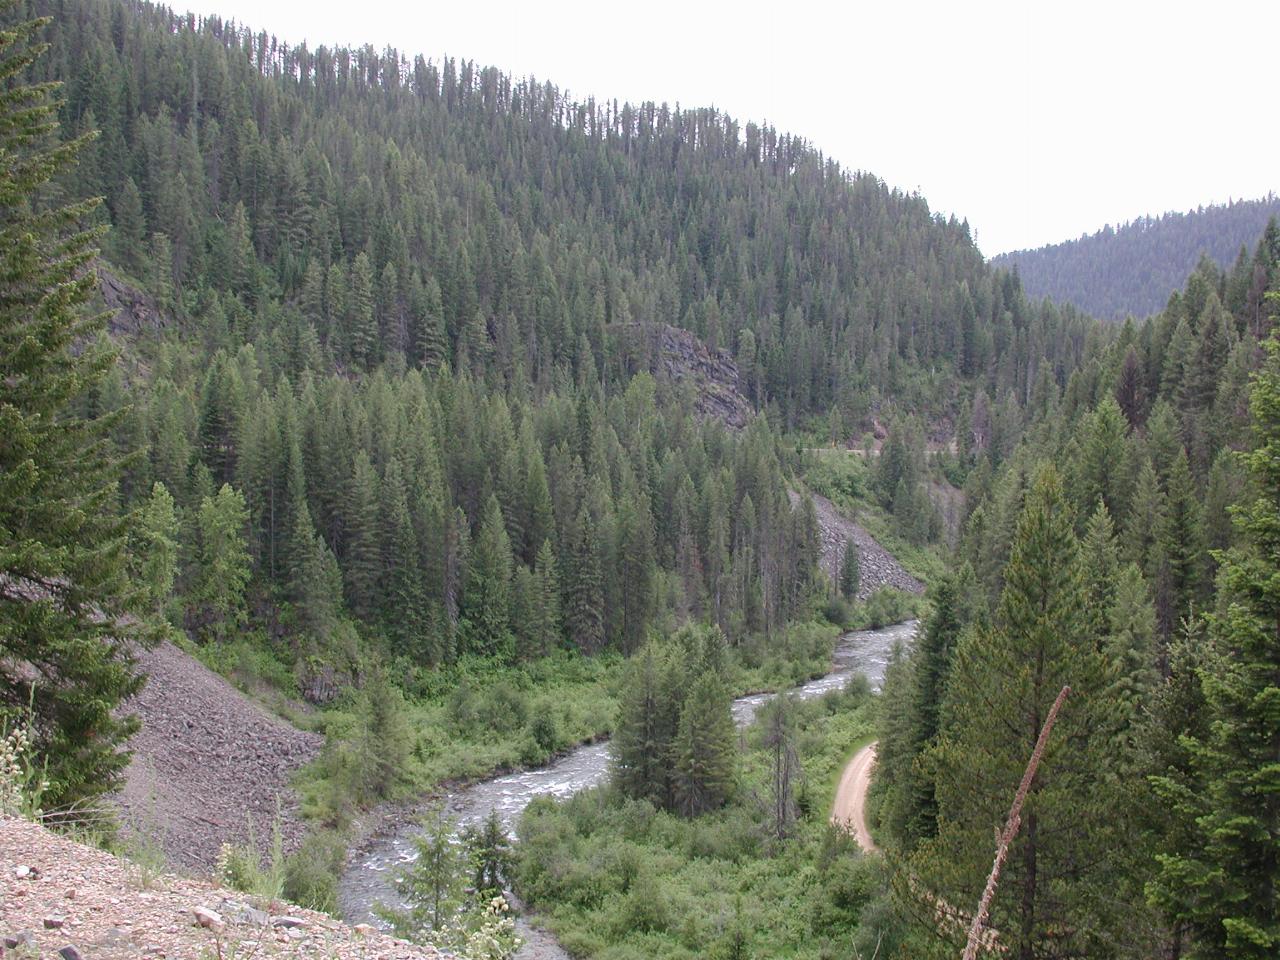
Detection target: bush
<box><xmin>528</xmin><ymin>709</ymin><xmax>561</xmax><ymax>755</ymax></box>
<box><xmin>850</xmin><ymin>588</ymin><xmax>920</xmax><ymax>629</ymax></box>
<box><xmin>820</xmin><ymin>596</ymin><xmax>851</xmax><ymax>628</ymax></box>
<box><xmin>215</xmin><ymin>814</ymin><xmax>284</xmax><ymax>902</ymax></box>
<box><xmin>284</xmin><ymin>829</ymin><xmax>347</xmax><ymax>913</ymax></box>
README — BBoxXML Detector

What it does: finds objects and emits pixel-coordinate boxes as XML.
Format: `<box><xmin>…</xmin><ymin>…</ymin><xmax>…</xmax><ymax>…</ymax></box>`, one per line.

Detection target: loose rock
<box><xmin>192</xmin><ymin>906</ymin><xmax>224</xmax><ymax>930</ymax></box>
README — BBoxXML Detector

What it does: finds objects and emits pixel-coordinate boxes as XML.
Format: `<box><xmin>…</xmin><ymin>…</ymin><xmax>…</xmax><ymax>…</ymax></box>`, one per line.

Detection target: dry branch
<box><xmin>960</xmin><ymin>684</ymin><xmax>1071</xmax><ymax>960</ymax></box>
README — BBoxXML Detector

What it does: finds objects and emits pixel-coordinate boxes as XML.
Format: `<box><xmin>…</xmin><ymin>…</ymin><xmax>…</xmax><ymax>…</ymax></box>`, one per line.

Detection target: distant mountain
<box><xmin>993</xmin><ymin>196</ymin><xmax>1280</xmax><ymax>319</ymax></box>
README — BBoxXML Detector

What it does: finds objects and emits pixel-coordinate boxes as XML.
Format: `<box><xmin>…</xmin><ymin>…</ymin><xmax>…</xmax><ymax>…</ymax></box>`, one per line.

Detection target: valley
<box><xmin>1</xmin><ymin>0</ymin><xmax>1278</xmax><ymax>958</ymax></box>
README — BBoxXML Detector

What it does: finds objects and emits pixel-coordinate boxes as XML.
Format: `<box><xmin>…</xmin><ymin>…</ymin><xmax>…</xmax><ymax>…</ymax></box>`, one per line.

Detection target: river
<box><xmin>338</xmin><ymin>619</ymin><xmax>918</xmax><ymax>957</ymax></box>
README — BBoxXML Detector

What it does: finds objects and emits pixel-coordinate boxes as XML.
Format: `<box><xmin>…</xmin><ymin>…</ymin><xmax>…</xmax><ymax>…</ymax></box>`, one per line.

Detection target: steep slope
<box><xmin>994</xmin><ymin>196</ymin><xmax>1280</xmax><ymax>319</ymax></box>
<box><xmin>113</xmin><ymin>642</ymin><xmax>323</xmax><ymax>873</ymax></box>
<box><xmin>0</xmin><ymin>816</ymin><xmax>441</xmax><ymax>958</ymax></box>
<box><xmin>789</xmin><ymin>490</ymin><xmax>924</xmax><ymax>598</ymax></box>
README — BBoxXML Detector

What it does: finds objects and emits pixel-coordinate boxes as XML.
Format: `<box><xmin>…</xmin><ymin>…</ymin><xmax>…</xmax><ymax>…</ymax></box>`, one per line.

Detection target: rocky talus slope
<box><xmin>789</xmin><ymin>489</ymin><xmax>925</xmax><ymax>599</ymax></box>
<box><xmin>114</xmin><ymin>643</ymin><xmax>323</xmax><ymax>874</ymax></box>
<box><xmin>0</xmin><ymin>816</ymin><xmax>442</xmax><ymax>959</ymax></box>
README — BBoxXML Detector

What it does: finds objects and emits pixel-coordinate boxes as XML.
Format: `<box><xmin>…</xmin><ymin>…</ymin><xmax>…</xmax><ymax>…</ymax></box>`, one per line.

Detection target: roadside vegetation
<box><xmin>514</xmin><ymin>676</ymin><xmax>887</xmax><ymax>959</ymax></box>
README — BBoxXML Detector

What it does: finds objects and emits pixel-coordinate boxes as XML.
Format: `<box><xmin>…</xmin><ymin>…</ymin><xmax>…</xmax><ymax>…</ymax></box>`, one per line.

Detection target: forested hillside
<box><xmin>874</xmin><ymin>228</ymin><xmax>1280</xmax><ymax>957</ymax></box>
<box><xmin>1</xmin><ymin>0</ymin><xmax>1106</xmax><ymax>720</ymax></box>
<box><xmin>7</xmin><ymin>0</ymin><xmax>1280</xmax><ymax>956</ymax></box>
<box><xmin>994</xmin><ymin>195</ymin><xmax>1280</xmax><ymax>319</ymax></box>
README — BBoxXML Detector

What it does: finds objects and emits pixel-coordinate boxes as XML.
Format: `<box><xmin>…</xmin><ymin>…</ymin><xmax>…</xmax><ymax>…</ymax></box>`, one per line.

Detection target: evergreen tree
<box><xmin>526</xmin><ymin>540</ymin><xmax>562</xmax><ymax>658</ymax></box>
<box><xmin>347</xmin><ymin>252</ymin><xmax>376</xmax><ymax>370</ymax></box>
<box><xmin>379</xmin><ymin>805</ymin><xmax>467</xmax><ymax>940</ymax></box>
<box><xmin>460</xmin><ymin>495</ymin><xmax>514</xmax><ymax>660</ymax></box>
<box><xmin>612</xmin><ymin>643</ymin><xmax>674</xmax><ymax>805</ymax></box>
<box><xmin>838</xmin><ymin>538</ymin><xmax>861</xmax><ymax>600</ymax></box>
<box><xmin>189</xmin><ymin>484</ymin><xmax>251</xmax><ymax>643</ymax></box>
<box><xmin>563</xmin><ymin>506</ymin><xmax>604</xmax><ymax>653</ymax></box>
<box><xmin>673</xmin><ymin>670</ymin><xmax>736</xmax><ymax>817</ymax></box>
<box><xmin>1153</xmin><ymin>449</ymin><xmax>1205</xmax><ymax>643</ymax></box>
<box><xmin>1151</xmin><ymin>337</ymin><xmax>1280</xmax><ymax>958</ymax></box>
<box><xmin>134</xmin><ymin>481</ymin><xmax>179</xmax><ymax>614</ymax></box>
<box><xmin>913</xmin><ymin>467</ymin><xmax>1150</xmax><ymax>957</ymax></box>
<box><xmin>343</xmin><ymin>451</ymin><xmax>382</xmax><ymax>621</ymax></box>
<box><xmin>0</xmin><ymin>3</ymin><xmax>154</xmax><ymax>809</ymax></box>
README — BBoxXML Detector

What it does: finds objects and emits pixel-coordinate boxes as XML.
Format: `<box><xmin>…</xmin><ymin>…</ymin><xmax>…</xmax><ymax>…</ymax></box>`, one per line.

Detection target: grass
<box><xmin>513</xmin><ymin>682</ymin><xmax>895</xmax><ymax>959</ymax></box>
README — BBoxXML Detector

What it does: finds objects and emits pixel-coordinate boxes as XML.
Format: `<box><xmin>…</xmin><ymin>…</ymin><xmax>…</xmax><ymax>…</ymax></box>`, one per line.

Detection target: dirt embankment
<box><xmin>113</xmin><ymin>642</ymin><xmax>323</xmax><ymax>874</ymax></box>
<box><xmin>789</xmin><ymin>489</ymin><xmax>925</xmax><ymax>599</ymax></box>
<box><xmin>0</xmin><ymin>816</ymin><xmax>442</xmax><ymax>959</ymax></box>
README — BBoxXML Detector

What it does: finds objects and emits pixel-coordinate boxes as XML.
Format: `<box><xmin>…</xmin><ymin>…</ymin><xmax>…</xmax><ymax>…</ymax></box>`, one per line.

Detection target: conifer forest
<box><xmin>1</xmin><ymin>1</ymin><xmax>1278</xmax><ymax>958</ymax></box>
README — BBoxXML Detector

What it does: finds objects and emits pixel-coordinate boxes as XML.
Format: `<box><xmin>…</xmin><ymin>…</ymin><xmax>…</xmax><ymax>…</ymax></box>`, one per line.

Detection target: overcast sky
<box><xmin>195</xmin><ymin>0</ymin><xmax>1275</xmax><ymax>256</ymax></box>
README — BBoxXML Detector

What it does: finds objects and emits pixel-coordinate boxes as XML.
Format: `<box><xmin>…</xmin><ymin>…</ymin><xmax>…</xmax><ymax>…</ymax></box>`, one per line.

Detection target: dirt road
<box><xmin>831</xmin><ymin>742</ymin><xmax>878</xmax><ymax>852</ymax></box>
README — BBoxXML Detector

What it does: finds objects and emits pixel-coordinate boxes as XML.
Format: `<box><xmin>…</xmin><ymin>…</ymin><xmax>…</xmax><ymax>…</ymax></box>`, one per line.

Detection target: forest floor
<box><xmin>831</xmin><ymin>741</ymin><xmax>878</xmax><ymax>853</ymax></box>
<box><xmin>0</xmin><ymin>815</ymin><xmax>442</xmax><ymax>959</ymax></box>
<box><xmin>113</xmin><ymin>641</ymin><xmax>323</xmax><ymax>874</ymax></box>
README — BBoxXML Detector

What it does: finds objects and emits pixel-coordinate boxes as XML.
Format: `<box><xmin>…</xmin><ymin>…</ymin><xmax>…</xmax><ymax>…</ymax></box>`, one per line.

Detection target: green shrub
<box><xmin>283</xmin><ymin>829</ymin><xmax>346</xmax><ymax>913</ymax></box>
<box><xmin>215</xmin><ymin>814</ymin><xmax>284</xmax><ymax>902</ymax></box>
<box><xmin>528</xmin><ymin>708</ymin><xmax>561</xmax><ymax>755</ymax></box>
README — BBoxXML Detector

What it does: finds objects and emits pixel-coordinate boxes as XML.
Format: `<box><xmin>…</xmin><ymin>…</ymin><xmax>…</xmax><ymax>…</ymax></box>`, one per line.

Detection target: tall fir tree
<box><xmin>1150</xmin><ymin>335</ymin><xmax>1280</xmax><ymax>959</ymax></box>
<box><xmin>0</xmin><ymin>2</ymin><xmax>156</xmax><ymax>808</ymax></box>
<box><xmin>912</xmin><ymin>467</ymin><xmax>1152</xmax><ymax>958</ymax></box>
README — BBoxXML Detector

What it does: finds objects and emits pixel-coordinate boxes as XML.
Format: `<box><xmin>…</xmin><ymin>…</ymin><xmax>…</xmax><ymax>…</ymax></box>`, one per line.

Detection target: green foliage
<box><xmin>613</xmin><ymin>625</ymin><xmax>737</xmax><ymax>816</ymax></box>
<box><xmin>909</xmin><ymin>467</ymin><xmax>1155</xmax><ymax>956</ymax></box>
<box><xmin>0</xmin><ymin>704</ymin><xmax>48</xmax><ymax>821</ymax></box>
<box><xmin>847</xmin><ymin>588</ymin><xmax>922</xmax><ymax>630</ymax></box>
<box><xmin>0</xmin><ymin>0</ymin><xmax>156</xmax><ymax>813</ymax></box>
<box><xmin>214</xmin><ymin>813</ymin><xmax>285</xmax><ymax>903</ymax></box>
<box><xmin>838</xmin><ymin>539</ymin><xmax>861</xmax><ymax>600</ymax></box>
<box><xmin>1148</xmin><ymin>333</ymin><xmax>1280</xmax><ymax>958</ymax></box>
<box><xmin>282</xmin><ymin>828</ymin><xmax>347</xmax><ymax>913</ymax></box>
<box><xmin>462</xmin><ymin>811</ymin><xmax>515</xmax><ymax>897</ymax></box>
<box><xmin>188</xmin><ymin>484</ymin><xmax>251</xmax><ymax>642</ymax></box>
<box><xmin>516</xmin><ymin>683</ymin><xmax>880</xmax><ymax>959</ymax></box>
<box><xmin>380</xmin><ymin>806</ymin><xmax>521</xmax><ymax>959</ymax></box>
<box><xmin>672</xmin><ymin>672</ymin><xmax>736</xmax><ymax>817</ymax></box>
<box><xmin>133</xmin><ymin>481</ymin><xmax>179</xmax><ymax>614</ymax></box>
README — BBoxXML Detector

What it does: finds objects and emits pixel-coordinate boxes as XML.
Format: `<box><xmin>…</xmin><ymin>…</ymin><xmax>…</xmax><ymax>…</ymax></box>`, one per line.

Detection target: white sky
<box><xmin>195</xmin><ymin>0</ymin><xmax>1276</xmax><ymax>256</ymax></box>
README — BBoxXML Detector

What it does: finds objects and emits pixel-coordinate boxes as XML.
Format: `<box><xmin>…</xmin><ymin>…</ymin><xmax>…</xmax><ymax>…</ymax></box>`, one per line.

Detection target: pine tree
<box><xmin>459</xmin><ymin>495</ymin><xmax>514</xmax><ymax>660</ymax></box>
<box><xmin>412</xmin><ymin>273</ymin><xmax>447</xmax><ymax>370</ymax></box>
<box><xmin>343</xmin><ymin>451</ymin><xmax>381</xmax><ymax>621</ymax></box>
<box><xmin>347</xmin><ymin>252</ymin><xmax>376</xmax><ymax>370</ymax></box>
<box><xmin>189</xmin><ymin>484</ymin><xmax>251</xmax><ymax>643</ymax></box>
<box><xmin>1151</xmin><ymin>336</ymin><xmax>1280</xmax><ymax>958</ymax></box>
<box><xmin>614</xmin><ymin>492</ymin><xmax>655</xmax><ymax>654</ymax></box>
<box><xmin>673</xmin><ymin>670</ymin><xmax>736</xmax><ymax>817</ymax></box>
<box><xmin>612</xmin><ymin>643</ymin><xmax>672</xmax><ymax>806</ymax></box>
<box><xmin>913</xmin><ymin>467</ymin><xmax>1150</xmax><ymax>957</ymax></box>
<box><xmin>134</xmin><ymin>481</ymin><xmax>179</xmax><ymax>614</ymax></box>
<box><xmin>379</xmin><ymin>805</ymin><xmax>467</xmax><ymax>940</ymax></box>
<box><xmin>381</xmin><ymin>458</ymin><xmax>425</xmax><ymax>652</ymax></box>
<box><xmin>838</xmin><ymin>538</ymin><xmax>861</xmax><ymax>600</ymax></box>
<box><xmin>563</xmin><ymin>506</ymin><xmax>604</xmax><ymax>653</ymax></box>
<box><xmin>1153</xmin><ymin>449</ymin><xmax>1205</xmax><ymax>642</ymax></box>
<box><xmin>526</xmin><ymin>540</ymin><xmax>562</xmax><ymax>658</ymax></box>
<box><xmin>0</xmin><ymin>4</ymin><xmax>156</xmax><ymax>808</ymax></box>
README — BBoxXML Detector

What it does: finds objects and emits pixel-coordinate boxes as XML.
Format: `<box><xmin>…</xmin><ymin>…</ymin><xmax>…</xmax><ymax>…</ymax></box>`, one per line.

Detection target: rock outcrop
<box><xmin>96</xmin><ymin>264</ymin><xmax>172</xmax><ymax>338</ymax></box>
<box><xmin>614</xmin><ymin>322</ymin><xmax>753</xmax><ymax>428</ymax></box>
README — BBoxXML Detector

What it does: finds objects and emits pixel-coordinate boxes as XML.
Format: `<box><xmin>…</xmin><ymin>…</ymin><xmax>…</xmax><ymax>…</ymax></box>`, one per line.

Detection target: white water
<box><xmin>338</xmin><ymin>620</ymin><xmax>917</xmax><ymax>957</ymax></box>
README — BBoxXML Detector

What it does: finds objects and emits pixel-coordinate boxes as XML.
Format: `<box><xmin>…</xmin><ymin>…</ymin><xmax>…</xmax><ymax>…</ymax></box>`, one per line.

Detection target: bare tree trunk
<box><xmin>960</xmin><ymin>685</ymin><xmax>1070</xmax><ymax>960</ymax></box>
